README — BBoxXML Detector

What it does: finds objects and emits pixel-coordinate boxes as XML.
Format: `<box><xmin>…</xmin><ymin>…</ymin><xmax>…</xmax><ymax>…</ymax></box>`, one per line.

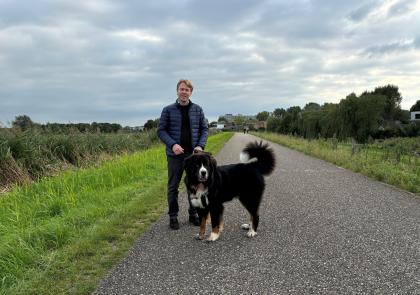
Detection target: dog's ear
<box><xmin>210</xmin><ymin>155</ymin><xmax>217</xmax><ymax>173</ymax></box>
<box><xmin>183</xmin><ymin>154</ymin><xmax>193</xmax><ymax>170</ymax></box>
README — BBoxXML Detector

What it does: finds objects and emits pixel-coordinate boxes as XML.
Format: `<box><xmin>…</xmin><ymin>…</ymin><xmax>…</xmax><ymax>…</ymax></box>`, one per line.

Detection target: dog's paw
<box><xmin>241</xmin><ymin>223</ymin><xmax>250</xmax><ymax>230</ymax></box>
<box><xmin>246</xmin><ymin>230</ymin><xmax>257</xmax><ymax>238</ymax></box>
<box><xmin>207</xmin><ymin>232</ymin><xmax>220</xmax><ymax>242</ymax></box>
<box><xmin>195</xmin><ymin>234</ymin><xmax>205</xmax><ymax>240</ymax></box>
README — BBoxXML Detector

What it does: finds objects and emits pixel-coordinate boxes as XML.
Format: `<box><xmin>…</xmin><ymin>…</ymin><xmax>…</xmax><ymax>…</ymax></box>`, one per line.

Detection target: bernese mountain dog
<box><xmin>183</xmin><ymin>141</ymin><xmax>275</xmax><ymax>241</ymax></box>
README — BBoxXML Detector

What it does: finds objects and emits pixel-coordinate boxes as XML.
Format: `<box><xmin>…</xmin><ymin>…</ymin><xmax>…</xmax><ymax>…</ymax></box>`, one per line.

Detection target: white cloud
<box><xmin>112</xmin><ymin>29</ymin><xmax>164</xmax><ymax>43</ymax></box>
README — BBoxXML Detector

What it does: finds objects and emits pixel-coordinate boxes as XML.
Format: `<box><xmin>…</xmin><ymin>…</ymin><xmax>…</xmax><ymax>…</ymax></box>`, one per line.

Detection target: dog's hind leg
<box><xmin>241</xmin><ymin>214</ymin><xmax>258</xmax><ymax>237</ymax></box>
<box><xmin>219</xmin><ymin>214</ymin><xmax>224</xmax><ymax>232</ymax></box>
<box><xmin>241</xmin><ymin>223</ymin><xmax>250</xmax><ymax>230</ymax></box>
<box><xmin>247</xmin><ymin>214</ymin><xmax>259</xmax><ymax>238</ymax></box>
<box><xmin>239</xmin><ymin>198</ymin><xmax>259</xmax><ymax>237</ymax></box>
<box><xmin>239</xmin><ymin>198</ymin><xmax>260</xmax><ymax>238</ymax></box>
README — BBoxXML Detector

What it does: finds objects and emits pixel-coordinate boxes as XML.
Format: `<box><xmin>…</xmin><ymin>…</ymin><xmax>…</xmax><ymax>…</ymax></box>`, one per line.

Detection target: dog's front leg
<box><xmin>207</xmin><ymin>205</ymin><xmax>223</xmax><ymax>242</ymax></box>
<box><xmin>196</xmin><ymin>210</ymin><xmax>209</xmax><ymax>240</ymax></box>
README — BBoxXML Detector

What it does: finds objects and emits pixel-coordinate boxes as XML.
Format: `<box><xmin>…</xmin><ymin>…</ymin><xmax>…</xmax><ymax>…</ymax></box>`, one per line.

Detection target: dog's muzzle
<box><xmin>198</xmin><ymin>166</ymin><xmax>208</xmax><ymax>182</ymax></box>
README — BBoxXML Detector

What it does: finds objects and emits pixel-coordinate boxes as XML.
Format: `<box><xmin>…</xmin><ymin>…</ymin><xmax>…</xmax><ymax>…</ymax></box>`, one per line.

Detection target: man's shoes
<box><xmin>169</xmin><ymin>218</ymin><xmax>179</xmax><ymax>230</ymax></box>
<box><xmin>189</xmin><ymin>215</ymin><xmax>200</xmax><ymax>226</ymax></box>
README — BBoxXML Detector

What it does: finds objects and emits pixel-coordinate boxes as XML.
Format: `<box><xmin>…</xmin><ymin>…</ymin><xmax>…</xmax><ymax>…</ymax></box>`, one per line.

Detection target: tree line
<box><xmin>264</xmin><ymin>85</ymin><xmax>419</xmax><ymax>143</ymax></box>
<box><xmin>7</xmin><ymin>84</ymin><xmax>419</xmax><ymax>141</ymax></box>
<box><xmin>8</xmin><ymin>115</ymin><xmax>143</xmax><ymax>133</ymax></box>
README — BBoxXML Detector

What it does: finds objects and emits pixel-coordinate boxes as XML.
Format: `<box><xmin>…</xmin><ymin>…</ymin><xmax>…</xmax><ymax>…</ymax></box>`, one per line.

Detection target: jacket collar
<box><xmin>175</xmin><ymin>99</ymin><xmax>193</xmax><ymax>109</ymax></box>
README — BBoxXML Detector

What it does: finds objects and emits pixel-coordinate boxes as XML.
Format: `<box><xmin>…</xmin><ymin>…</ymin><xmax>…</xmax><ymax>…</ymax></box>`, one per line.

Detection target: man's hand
<box><xmin>172</xmin><ymin>144</ymin><xmax>184</xmax><ymax>155</ymax></box>
<box><xmin>193</xmin><ymin>146</ymin><xmax>203</xmax><ymax>153</ymax></box>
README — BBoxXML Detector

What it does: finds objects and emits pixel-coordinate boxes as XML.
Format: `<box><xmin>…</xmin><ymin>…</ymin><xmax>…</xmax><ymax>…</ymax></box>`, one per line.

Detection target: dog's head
<box><xmin>184</xmin><ymin>151</ymin><xmax>217</xmax><ymax>184</ymax></box>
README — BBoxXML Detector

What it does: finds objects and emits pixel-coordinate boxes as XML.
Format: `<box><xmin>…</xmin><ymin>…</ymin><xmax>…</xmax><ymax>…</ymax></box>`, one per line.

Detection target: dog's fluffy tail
<box><xmin>240</xmin><ymin>141</ymin><xmax>275</xmax><ymax>175</ymax></box>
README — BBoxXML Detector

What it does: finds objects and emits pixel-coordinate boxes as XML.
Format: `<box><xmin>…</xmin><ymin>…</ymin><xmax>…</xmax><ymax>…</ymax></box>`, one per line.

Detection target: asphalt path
<box><xmin>93</xmin><ymin>133</ymin><xmax>419</xmax><ymax>295</ymax></box>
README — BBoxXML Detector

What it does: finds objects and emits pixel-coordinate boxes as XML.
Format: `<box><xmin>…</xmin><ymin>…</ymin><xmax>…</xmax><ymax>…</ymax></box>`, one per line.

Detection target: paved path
<box><xmin>94</xmin><ymin>133</ymin><xmax>420</xmax><ymax>295</ymax></box>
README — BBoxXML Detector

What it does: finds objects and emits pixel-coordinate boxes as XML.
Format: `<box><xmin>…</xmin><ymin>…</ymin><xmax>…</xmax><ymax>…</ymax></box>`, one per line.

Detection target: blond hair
<box><xmin>177</xmin><ymin>79</ymin><xmax>193</xmax><ymax>92</ymax></box>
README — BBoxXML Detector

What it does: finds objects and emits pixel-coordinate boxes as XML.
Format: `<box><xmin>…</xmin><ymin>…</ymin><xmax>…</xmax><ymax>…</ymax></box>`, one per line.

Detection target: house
<box><xmin>410</xmin><ymin>111</ymin><xmax>420</xmax><ymax>121</ymax></box>
<box><xmin>251</xmin><ymin>121</ymin><xmax>267</xmax><ymax>130</ymax></box>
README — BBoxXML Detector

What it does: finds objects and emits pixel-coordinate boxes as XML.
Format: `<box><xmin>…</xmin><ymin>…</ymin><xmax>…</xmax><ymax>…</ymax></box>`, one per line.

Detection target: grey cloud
<box><xmin>1</xmin><ymin>0</ymin><xmax>420</xmax><ymax>125</ymax></box>
<box><xmin>348</xmin><ymin>1</ymin><xmax>378</xmax><ymax>21</ymax></box>
<box><xmin>415</xmin><ymin>36</ymin><xmax>420</xmax><ymax>47</ymax></box>
<box><xmin>387</xmin><ymin>0</ymin><xmax>417</xmax><ymax>17</ymax></box>
<box><xmin>240</xmin><ymin>1</ymin><xmax>360</xmax><ymax>48</ymax></box>
<box><xmin>362</xmin><ymin>40</ymin><xmax>414</xmax><ymax>56</ymax></box>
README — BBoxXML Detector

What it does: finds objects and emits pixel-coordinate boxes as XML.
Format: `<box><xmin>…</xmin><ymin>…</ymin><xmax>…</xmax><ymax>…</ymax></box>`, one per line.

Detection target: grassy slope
<box><xmin>0</xmin><ymin>132</ymin><xmax>233</xmax><ymax>295</ymax></box>
<box><xmin>254</xmin><ymin>132</ymin><xmax>419</xmax><ymax>194</ymax></box>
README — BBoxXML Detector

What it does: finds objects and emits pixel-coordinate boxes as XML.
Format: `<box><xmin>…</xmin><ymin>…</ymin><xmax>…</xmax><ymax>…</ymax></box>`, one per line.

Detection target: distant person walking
<box><xmin>157</xmin><ymin>79</ymin><xmax>209</xmax><ymax>230</ymax></box>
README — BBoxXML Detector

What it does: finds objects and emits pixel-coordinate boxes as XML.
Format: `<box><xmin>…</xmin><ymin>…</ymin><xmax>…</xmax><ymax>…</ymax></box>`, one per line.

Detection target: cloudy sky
<box><xmin>1</xmin><ymin>0</ymin><xmax>419</xmax><ymax>126</ymax></box>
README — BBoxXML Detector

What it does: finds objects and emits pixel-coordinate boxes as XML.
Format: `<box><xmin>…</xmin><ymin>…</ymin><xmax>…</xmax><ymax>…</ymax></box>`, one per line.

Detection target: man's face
<box><xmin>177</xmin><ymin>82</ymin><xmax>192</xmax><ymax>105</ymax></box>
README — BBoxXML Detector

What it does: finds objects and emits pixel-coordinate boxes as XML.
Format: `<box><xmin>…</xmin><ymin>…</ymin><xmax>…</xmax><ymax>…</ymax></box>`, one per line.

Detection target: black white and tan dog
<box><xmin>183</xmin><ymin>141</ymin><xmax>275</xmax><ymax>241</ymax></box>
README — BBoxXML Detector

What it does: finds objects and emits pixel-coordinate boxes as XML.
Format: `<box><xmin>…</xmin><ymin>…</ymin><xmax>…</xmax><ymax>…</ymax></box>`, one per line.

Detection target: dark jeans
<box><xmin>167</xmin><ymin>154</ymin><xmax>197</xmax><ymax>218</ymax></box>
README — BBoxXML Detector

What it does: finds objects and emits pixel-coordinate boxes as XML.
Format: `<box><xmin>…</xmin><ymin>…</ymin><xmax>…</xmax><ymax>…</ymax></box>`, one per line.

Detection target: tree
<box><xmin>12</xmin><ymin>115</ymin><xmax>34</xmax><ymax>131</ymax></box>
<box><xmin>410</xmin><ymin>100</ymin><xmax>420</xmax><ymax>112</ymax></box>
<box><xmin>256</xmin><ymin>111</ymin><xmax>270</xmax><ymax>121</ymax></box>
<box><xmin>286</xmin><ymin>106</ymin><xmax>301</xmax><ymax>134</ymax></box>
<box><xmin>303</xmin><ymin>102</ymin><xmax>321</xmax><ymax>111</ymax></box>
<box><xmin>319</xmin><ymin>103</ymin><xmax>339</xmax><ymax>138</ymax></box>
<box><xmin>301</xmin><ymin>108</ymin><xmax>322</xmax><ymax>139</ymax></box>
<box><xmin>373</xmin><ymin>85</ymin><xmax>402</xmax><ymax>121</ymax></box>
<box><xmin>233</xmin><ymin>115</ymin><xmax>246</xmax><ymax>126</ymax></box>
<box><xmin>275</xmin><ymin>106</ymin><xmax>301</xmax><ymax>135</ymax></box>
<box><xmin>354</xmin><ymin>93</ymin><xmax>387</xmax><ymax>142</ymax></box>
<box><xmin>273</xmin><ymin>108</ymin><xmax>286</xmax><ymax>118</ymax></box>
<box><xmin>218</xmin><ymin>116</ymin><xmax>227</xmax><ymax>123</ymax></box>
<box><xmin>337</xmin><ymin>93</ymin><xmax>359</xmax><ymax>140</ymax></box>
<box><xmin>144</xmin><ymin>119</ymin><xmax>158</xmax><ymax>130</ymax></box>
<box><xmin>267</xmin><ymin>116</ymin><xmax>282</xmax><ymax>132</ymax></box>
<box><xmin>337</xmin><ymin>92</ymin><xmax>387</xmax><ymax>142</ymax></box>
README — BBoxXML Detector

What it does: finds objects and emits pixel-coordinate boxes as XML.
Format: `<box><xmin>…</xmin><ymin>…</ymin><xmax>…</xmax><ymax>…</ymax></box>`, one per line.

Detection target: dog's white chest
<box><xmin>190</xmin><ymin>185</ymin><xmax>209</xmax><ymax>209</ymax></box>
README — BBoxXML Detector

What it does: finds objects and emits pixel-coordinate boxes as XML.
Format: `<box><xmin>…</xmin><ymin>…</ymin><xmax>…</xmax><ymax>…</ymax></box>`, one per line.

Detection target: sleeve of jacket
<box><xmin>197</xmin><ymin>107</ymin><xmax>209</xmax><ymax>149</ymax></box>
<box><xmin>157</xmin><ymin>107</ymin><xmax>176</xmax><ymax>149</ymax></box>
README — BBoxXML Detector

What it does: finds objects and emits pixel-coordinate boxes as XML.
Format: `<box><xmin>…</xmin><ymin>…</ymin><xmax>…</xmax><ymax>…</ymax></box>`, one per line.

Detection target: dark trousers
<box><xmin>167</xmin><ymin>155</ymin><xmax>197</xmax><ymax>218</ymax></box>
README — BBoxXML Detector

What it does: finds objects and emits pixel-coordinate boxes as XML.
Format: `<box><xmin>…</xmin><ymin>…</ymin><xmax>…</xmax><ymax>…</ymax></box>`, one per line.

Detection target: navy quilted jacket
<box><xmin>157</xmin><ymin>100</ymin><xmax>209</xmax><ymax>157</ymax></box>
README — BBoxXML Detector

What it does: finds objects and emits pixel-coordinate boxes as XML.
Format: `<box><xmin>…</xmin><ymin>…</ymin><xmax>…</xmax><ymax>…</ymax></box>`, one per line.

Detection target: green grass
<box><xmin>0</xmin><ymin>129</ymin><xmax>160</xmax><ymax>189</ymax></box>
<box><xmin>253</xmin><ymin>132</ymin><xmax>420</xmax><ymax>194</ymax></box>
<box><xmin>0</xmin><ymin>132</ymin><xmax>233</xmax><ymax>295</ymax></box>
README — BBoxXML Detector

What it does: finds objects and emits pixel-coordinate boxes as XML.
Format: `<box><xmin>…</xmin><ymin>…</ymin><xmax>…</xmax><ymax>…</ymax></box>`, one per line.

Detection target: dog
<box><xmin>183</xmin><ymin>141</ymin><xmax>275</xmax><ymax>241</ymax></box>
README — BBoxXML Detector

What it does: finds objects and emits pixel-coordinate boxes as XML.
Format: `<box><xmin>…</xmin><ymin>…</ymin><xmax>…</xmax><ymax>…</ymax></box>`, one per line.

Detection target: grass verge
<box><xmin>253</xmin><ymin>132</ymin><xmax>419</xmax><ymax>194</ymax></box>
<box><xmin>0</xmin><ymin>132</ymin><xmax>233</xmax><ymax>295</ymax></box>
<box><xmin>0</xmin><ymin>129</ymin><xmax>160</xmax><ymax>189</ymax></box>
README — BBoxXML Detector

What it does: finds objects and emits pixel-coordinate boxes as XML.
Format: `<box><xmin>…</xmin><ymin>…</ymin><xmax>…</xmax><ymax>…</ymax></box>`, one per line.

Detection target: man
<box><xmin>158</xmin><ymin>79</ymin><xmax>209</xmax><ymax>230</ymax></box>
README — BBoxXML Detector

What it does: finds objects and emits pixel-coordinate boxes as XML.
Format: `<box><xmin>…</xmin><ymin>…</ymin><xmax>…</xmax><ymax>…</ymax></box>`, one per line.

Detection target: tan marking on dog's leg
<box><xmin>197</xmin><ymin>213</ymin><xmax>208</xmax><ymax>240</ymax></box>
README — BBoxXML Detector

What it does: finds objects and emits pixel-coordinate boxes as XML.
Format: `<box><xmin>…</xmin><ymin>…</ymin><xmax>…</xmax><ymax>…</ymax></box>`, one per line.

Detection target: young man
<box><xmin>157</xmin><ymin>79</ymin><xmax>209</xmax><ymax>230</ymax></box>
